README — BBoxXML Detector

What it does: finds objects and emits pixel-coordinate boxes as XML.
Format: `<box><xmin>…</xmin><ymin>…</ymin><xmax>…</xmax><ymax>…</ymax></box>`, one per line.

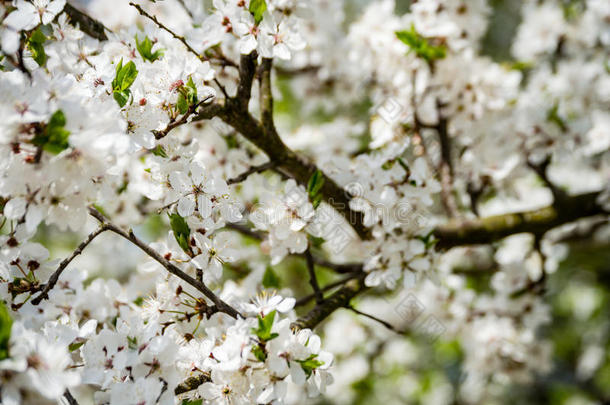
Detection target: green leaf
<box><xmin>68</xmin><ymin>341</ymin><xmax>85</xmax><ymax>352</ymax></box>
<box><xmin>307</xmin><ymin>170</ymin><xmax>325</xmax><ymax>196</ymax></box>
<box><xmin>395</xmin><ymin>25</ymin><xmax>446</xmax><ymax>63</ymax></box>
<box><xmin>251</xmin><ymin>344</ymin><xmax>267</xmax><ymax>362</ymax></box>
<box><xmin>0</xmin><ymin>301</ymin><xmax>12</xmax><ymax>360</ymax></box>
<box><xmin>251</xmin><ymin>310</ymin><xmax>279</xmax><ymax>342</ymax></box>
<box><xmin>249</xmin><ymin>0</ymin><xmax>267</xmax><ymax>25</ymax></box>
<box><xmin>297</xmin><ymin>354</ymin><xmax>324</xmax><ymax>378</ymax></box>
<box><xmin>262</xmin><ymin>266</ymin><xmax>281</xmax><ymax>289</ymax></box>
<box><xmin>127</xmin><ymin>336</ymin><xmax>138</xmax><ymax>350</ymax></box>
<box><xmin>32</xmin><ymin>110</ymin><xmax>71</xmax><ymax>154</ymax></box>
<box><xmin>181</xmin><ymin>400</ymin><xmax>203</xmax><ymax>405</ymax></box>
<box><xmin>113</xmin><ymin>90</ymin><xmax>131</xmax><ymax>108</ymax></box>
<box><xmin>150</xmin><ymin>145</ymin><xmax>168</xmax><ymax>158</ymax></box>
<box><xmin>176</xmin><ymin>93</ymin><xmax>188</xmax><ymax>115</ymax></box>
<box><xmin>307</xmin><ymin>170</ymin><xmax>325</xmax><ymax>208</ymax></box>
<box><xmin>112</xmin><ymin>59</ymin><xmax>138</xmax><ymax>107</ymax></box>
<box><xmin>169</xmin><ymin>213</ymin><xmax>191</xmax><ymax>253</ymax></box>
<box><xmin>177</xmin><ymin>76</ymin><xmax>198</xmax><ymax>114</ymax></box>
<box><xmin>547</xmin><ymin>102</ymin><xmax>567</xmax><ymax>131</ymax></box>
<box><xmin>135</xmin><ymin>35</ymin><xmax>164</xmax><ymax>62</ymax></box>
<box><xmin>27</xmin><ymin>27</ymin><xmax>47</xmax><ymax>67</ymax></box>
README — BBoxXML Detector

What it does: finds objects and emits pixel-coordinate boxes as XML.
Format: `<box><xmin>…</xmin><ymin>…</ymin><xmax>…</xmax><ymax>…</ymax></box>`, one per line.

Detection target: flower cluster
<box><xmin>0</xmin><ymin>0</ymin><xmax>608</xmax><ymax>404</ymax></box>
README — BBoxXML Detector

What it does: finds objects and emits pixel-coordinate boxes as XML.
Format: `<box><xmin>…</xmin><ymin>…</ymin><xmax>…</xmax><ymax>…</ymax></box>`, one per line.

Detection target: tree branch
<box><xmin>259</xmin><ymin>58</ymin><xmax>276</xmax><ymax>137</ymax></box>
<box><xmin>304</xmin><ymin>248</ymin><xmax>323</xmax><ymax>304</ymax></box>
<box><xmin>63</xmin><ymin>3</ymin><xmax>109</xmax><ymax>41</ymax></box>
<box><xmin>433</xmin><ymin>191</ymin><xmax>607</xmax><ymax>249</ymax></box>
<box><xmin>32</xmin><ymin>226</ymin><xmax>108</xmax><ymax>305</ymax></box>
<box><xmin>88</xmin><ymin>207</ymin><xmax>242</xmax><ymax>318</ymax></box>
<box><xmin>292</xmin><ymin>278</ymin><xmax>366</xmax><ymax>330</ymax></box>
<box><xmin>235</xmin><ymin>52</ymin><xmax>257</xmax><ymax>110</ymax></box>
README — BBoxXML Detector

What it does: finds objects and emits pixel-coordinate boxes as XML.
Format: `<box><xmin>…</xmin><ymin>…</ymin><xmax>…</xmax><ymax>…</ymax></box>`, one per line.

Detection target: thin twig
<box><xmin>348</xmin><ymin>306</ymin><xmax>409</xmax><ymax>336</ymax></box>
<box><xmin>88</xmin><ymin>207</ymin><xmax>242</xmax><ymax>318</ymax></box>
<box><xmin>305</xmin><ymin>248</ymin><xmax>323</xmax><ymax>304</ymax></box>
<box><xmin>153</xmin><ymin>94</ymin><xmax>217</xmax><ymax>140</ymax></box>
<box><xmin>129</xmin><ymin>2</ymin><xmax>202</xmax><ymax>60</ymax></box>
<box><xmin>227</xmin><ymin>161</ymin><xmax>274</xmax><ymax>185</ymax></box>
<box><xmin>527</xmin><ymin>155</ymin><xmax>568</xmax><ymax>208</ymax></box>
<box><xmin>32</xmin><ymin>226</ymin><xmax>108</xmax><ymax>305</ymax></box>
<box><xmin>295</xmin><ymin>273</ymin><xmax>364</xmax><ymax>307</ymax></box>
<box><xmin>175</xmin><ymin>0</ymin><xmax>195</xmax><ymax>19</ymax></box>
<box><xmin>63</xmin><ymin>389</ymin><xmax>79</xmax><ymax>405</ymax></box>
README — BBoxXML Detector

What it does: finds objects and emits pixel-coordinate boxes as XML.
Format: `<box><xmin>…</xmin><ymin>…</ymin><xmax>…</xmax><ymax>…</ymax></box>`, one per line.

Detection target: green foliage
<box><xmin>395</xmin><ymin>25</ymin><xmax>447</xmax><ymax>63</ymax></box>
<box><xmin>307</xmin><ymin>170</ymin><xmax>325</xmax><ymax>209</ymax></box>
<box><xmin>297</xmin><ymin>354</ymin><xmax>324</xmax><ymax>377</ymax></box>
<box><xmin>27</xmin><ymin>27</ymin><xmax>47</xmax><ymax>67</ymax></box>
<box><xmin>251</xmin><ymin>310</ymin><xmax>278</xmax><ymax>342</ymax></box>
<box><xmin>547</xmin><ymin>102</ymin><xmax>567</xmax><ymax>131</ymax></box>
<box><xmin>112</xmin><ymin>59</ymin><xmax>138</xmax><ymax>107</ymax></box>
<box><xmin>168</xmin><ymin>213</ymin><xmax>191</xmax><ymax>253</ymax></box>
<box><xmin>127</xmin><ymin>335</ymin><xmax>138</xmax><ymax>350</ymax></box>
<box><xmin>150</xmin><ymin>145</ymin><xmax>168</xmax><ymax>158</ymax></box>
<box><xmin>181</xmin><ymin>400</ymin><xmax>203</xmax><ymax>405</ymax></box>
<box><xmin>251</xmin><ymin>344</ymin><xmax>267</xmax><ymax>362</ymax></box>
<box><xmin>135</xmin><ymin>35</ymin><xmax>164</xmax><ymax>62</ymax></box>
<box><xmin>176</xmin><ymin>76</ymin><xmax>198</xmax><ymax>115</ymax></box>
<box><xmin>249</xmin><ymin>0</ymin><xmax>267</xmax><ymax>25</ymax></box>
<box><xmin>32</xmin><ymin>110</ymin><xmax>71</xmax><ymax>154</ymax></box>
<box><xmin>0</xmin><ymin>301</ymin><xmax>12</xmax><ymax>360</ymax></box>
<box><xmin>262</xmin><ymin>266</ymin><xmax>281</xmax><ymax>289</ymax></box>
<box><xmin>68</xmin><ymin>341</ymin><xmax>85</xmax><ymax>352</ymax></box>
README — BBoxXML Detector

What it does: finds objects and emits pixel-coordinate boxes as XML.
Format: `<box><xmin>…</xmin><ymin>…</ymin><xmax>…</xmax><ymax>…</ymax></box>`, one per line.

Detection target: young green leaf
<box><xmin>135</xmin><ymin>35</ymin><xmax>164</xmax><ymax>63</ymax></box>
<box><xmin>307</xmin><ymin>170</ymin><xmax>325</xmax><ymax>208</ymax></box>
<box><xmin>32</xmin><ymin>110</ymin><xmax>71</xmax><ymax>154</ymax></box>
<box><xmin>546</xmin><ymin>102</ymin><xmax>567</xmax><ymax>131</ymax></box>
<box><xmin>262</xmin><ymin>266</ymin><xmax>281</xmax><ymax>289</ymax></box>
<box><xmin>181</xmin><ymin>400</ymin><xmax>203</xmax><ymax>405</ymax></box>
<box><xmin>112</xmin><ymin>59</ymin><xmax>138</xmax><ymax>107</ymax></box>
<box><xmin>251</xmin><ymin>310</ymin><xmax>279</xmax><ymax>342</ymax></box>
<box><xmin>150</xmin><ymin>145</ymin><xmax>168</xmax><ymax>158</ymax></box>
<box><xmin>249</xmin><ymin>0</ymin><xmax>267</xmax><ymax>25</ymax></box>
<box><xmin>395</xmin><ymin>25</ymin><xmax>446</xmax><ymax>64</ymax></box>
<box><xmin>0</xmin><ymin>301</ymin><xmax>12</xmax><ymax>360</ymax></box>
<box><xmin>177</xmin><ymin>76</ymin><xmax>199</xmax><ymax>115</ymax></box>
<box><xmin>168</xmin><ymin>213</ymin><xmax>191</xmax><ymax>253</ymax></box>
<box><xmin>27</xmin><ymin>27</ymin><xmax>47</xmax><ymax>67</ymax></box>
<box><xmin>68</xmin><ymin>341</ymin><xmax>85</xmax><ymax>352</ymax></box>
<box><xmin>251</xmin><ymin>344</ymin><xmax>267</xmax><ymax>362</ymax></box>
<box><xmin>297</xmin><ymin>354</ymin><xmax>324</xmax><ymax>378</ymax></box>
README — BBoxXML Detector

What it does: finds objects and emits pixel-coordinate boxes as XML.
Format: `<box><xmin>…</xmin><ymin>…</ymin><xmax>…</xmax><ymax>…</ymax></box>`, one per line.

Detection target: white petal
<box><xmin>178</xmin><ymin>196</ymin><xmax>196</xmax><ymax>217</ymax></box>
<box><xmin>4</xmin><ymin>197</ymin><xmax>27</xmax><ymax>220</ymax></box>
<box><xmin>4</xmin><ymin>6</ymin><xmax>38</xmax><ymax>31</ymax></box>
<box><xmin>197</xmin><ymin>195</ymin><xmax>213</xmax><ymax>218</ymax></box>
<box><xmin>276</xmin><ymin>297</ymin><xmax>295</xmax><ymax>313</ymax></box>
<box><xmin>290</xmin><ymin>361</ymin><xmax>307</xmax><ymax>385</ymax></box>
